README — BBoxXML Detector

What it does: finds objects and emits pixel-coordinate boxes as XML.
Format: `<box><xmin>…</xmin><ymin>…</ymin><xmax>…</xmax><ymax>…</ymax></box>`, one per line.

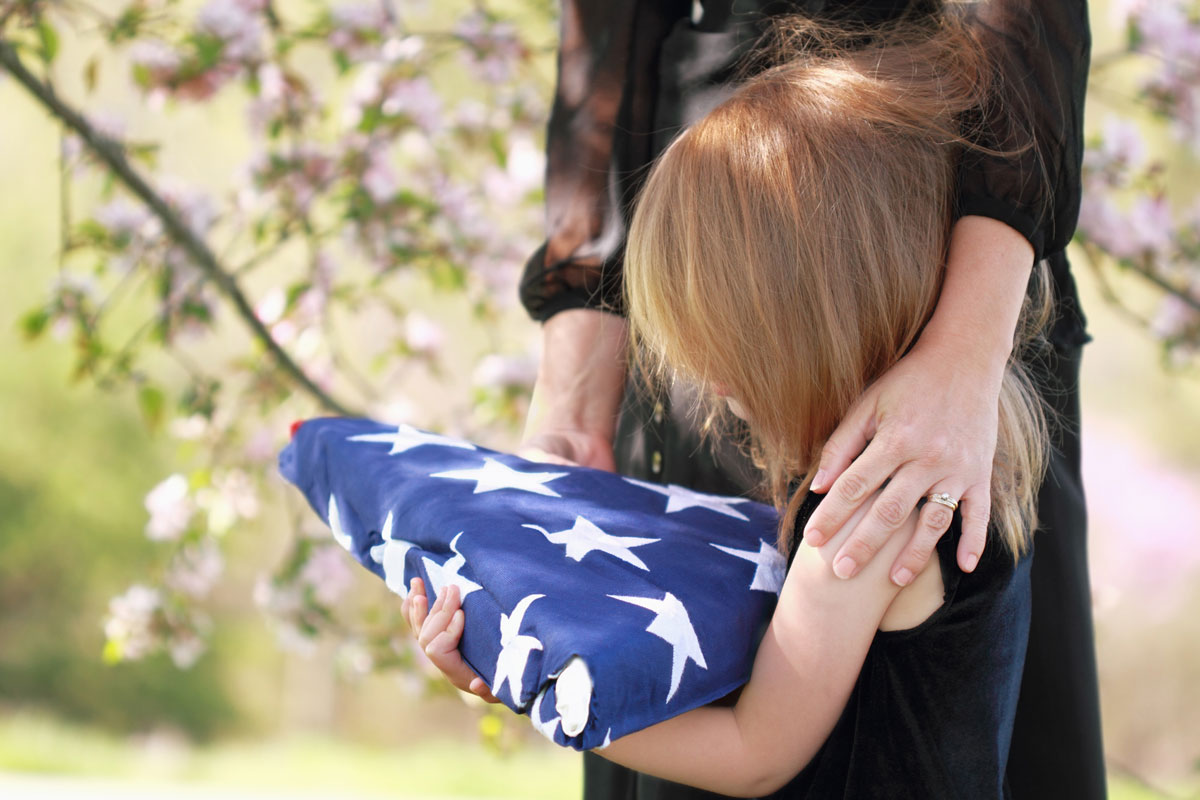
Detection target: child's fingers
<box><xmin>428</xmin><ymin>583</ymin><xmax>447</xmax><ymax>614</ymax></box>
<box><xmin>417</xmin><ymin>587</ymin><xmax>461</xmax><ymax>650</ymax></box>
<box><xmin>468</xmin><ymin>676</ymin><xmax>502</xmax><ymax>704</ymax></box>
<box><xmin>423</xmin><ymin>609</ymin><xmax>489</xmax><ymax>695</ymax></box>
<box><xmin>424</xmin><ymin>609</ymin><xmax>464</xmax><ymax>657</ymax></box>
<box><xmin>441</xmin><ymin>583</ymin><xmax>461</xmax><ymax>613</ymax></box>
<box><xmin>406</xmin><ymin>578</ymin><xmax>428</xmax><ymax>633</ymax></box>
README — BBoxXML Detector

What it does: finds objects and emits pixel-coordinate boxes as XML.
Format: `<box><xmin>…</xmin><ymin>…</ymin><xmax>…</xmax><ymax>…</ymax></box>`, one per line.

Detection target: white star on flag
<box><xmin>711</xmin><ymin>540</ymin><xmax>787</xmax><ymax>594</ymax></box>
<box><xmin>422</xmin><ymin>532</ymin><xmax>482</xmax><ymax>601</ymax></box>
<box><xmin>624</xmin><ymin>478</ymin><xmax>752</xmax><ymax>521</ymax></box>
<box><xmin>327</xmin><ymin>495</ymin><xmax>353</xmax><ymax>551</ymax></box>
<box><xmin>492</xmin><ymin>593</ymin><xmax>545</xmax><ymax>705</ymax></box>
<box><xmin>529</xmin><ymin>684</ymin><xmax>562</xmax><ymax>742</ymax></box>
<box><xmin>554</xmin><ymin>656</ymin><xmax>594</xmax><ymax>737</ymax></box>
<box><xmin>432</xmin><ymin>458</ymin><xmax>568</xmax><ymax>497</ymax></box>
<box><xmin>523</xmin><ymin>516</ymin><xmax>660</xmax><ymax>571</ymax></box>
<box><xmin>369</xmin><ymin>511</ymin><xmax>417</xmax><ymax>598</ymax></box>
<box><xmin>609</xmin><ymin>591</ymin><xmax>707</xmax><ymax>703</ymax></box>
<box><xmin>347</xmin><ymin>424</ymin><xmax>476</xmax><ymax>455</ymax></box>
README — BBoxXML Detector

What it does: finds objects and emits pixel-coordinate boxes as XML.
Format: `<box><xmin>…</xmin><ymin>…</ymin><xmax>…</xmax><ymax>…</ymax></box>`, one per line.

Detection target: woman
<box><xmin>517</xmin><ymin>0</ymin><xmax>1100</xmax><ymax>797</ymax></box>
<box><xmin>408</xmin><ymin>12</ymin><xmax>1057</xmax><ymax>796</ymax></box>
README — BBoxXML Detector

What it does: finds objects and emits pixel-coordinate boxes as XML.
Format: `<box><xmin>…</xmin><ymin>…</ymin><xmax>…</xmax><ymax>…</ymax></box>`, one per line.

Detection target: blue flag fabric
<box><xmin>279</xmin><ymin>417</ymin><xmax>783</xmax><ymax>750</ymax></box>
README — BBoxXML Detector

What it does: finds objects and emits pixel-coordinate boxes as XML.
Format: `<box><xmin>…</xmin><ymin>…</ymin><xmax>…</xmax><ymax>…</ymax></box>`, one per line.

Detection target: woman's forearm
<box><xmin>520</xmin><ymin>308</ymin><xmax>629</xmax><ymax>469</ymax></box>
<box><xmin>523</xmin><ymin>309</ymin><xmax>628</xmax><ymax>436</ymax></box>
<box><xmin>917</xmin><ymin>215</ymin><xmax>1035</xmax><ymax>375</ymax></box>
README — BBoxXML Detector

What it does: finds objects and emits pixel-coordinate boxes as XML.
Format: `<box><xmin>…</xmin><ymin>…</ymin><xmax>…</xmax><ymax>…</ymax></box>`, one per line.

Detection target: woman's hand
<box><xmin>518</xmin><ymin>429</ymin><xmax>616</xmax><ymax>470</ymax></box>
<box><xmin>402</xmin><ymin>579</ymin><xmax>500</xmax><ymax>703</ymax></box>
<box><xmin>803</xmin><ymin>339</ymin><xmax>1002</xmax><ymax>585</ymax></box>
<box><xmin>802</xmin><ymin>216</ymin><xmax>1035</xmax><ymax>586</ymax></box>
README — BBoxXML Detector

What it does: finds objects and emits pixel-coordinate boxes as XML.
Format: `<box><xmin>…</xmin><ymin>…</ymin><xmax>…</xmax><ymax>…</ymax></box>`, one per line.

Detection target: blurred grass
<box><xmin>0</xmin><ymin>711</ymin><xmax>580</xmax><ymax>798</ymax></box>
<box><xmin>0</xmin><ymin>712</ymin><xmax>1188</xmax><ymax>799</ymax></box>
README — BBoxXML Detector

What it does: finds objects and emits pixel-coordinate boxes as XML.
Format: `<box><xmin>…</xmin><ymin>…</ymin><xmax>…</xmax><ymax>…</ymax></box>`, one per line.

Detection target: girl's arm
<box><xmin>597</xmin><ymin>502</ymin><xmax>919</xmax><ymax>796</ymax></box>
<box><xmin>412</xmin><ymin>500</ymin><xmax>931</xmax><ymax>797</ymax></box>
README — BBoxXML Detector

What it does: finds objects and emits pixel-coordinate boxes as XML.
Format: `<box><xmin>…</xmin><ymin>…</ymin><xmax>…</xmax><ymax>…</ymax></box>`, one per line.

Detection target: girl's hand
<box><xmin>401</xmin><ymin>579</ymin><xmax>500</xmax><ymax>703</ymax></box>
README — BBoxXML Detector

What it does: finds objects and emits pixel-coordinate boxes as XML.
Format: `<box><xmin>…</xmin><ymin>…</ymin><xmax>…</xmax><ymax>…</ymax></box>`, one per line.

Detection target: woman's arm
<box><xmin>801</xmin><ymin>0</ymin><xmax>1090</xmax><ymax>584</ymax></box>
<box><xmin>518</xmin><ymin>308</ymin><xmax>628</xmax><ymax>471</ymax></box>
<box><xmin>804</xmin><ymin>216</ymin><xmax>1032</xmax><ymax>584</ymax></box>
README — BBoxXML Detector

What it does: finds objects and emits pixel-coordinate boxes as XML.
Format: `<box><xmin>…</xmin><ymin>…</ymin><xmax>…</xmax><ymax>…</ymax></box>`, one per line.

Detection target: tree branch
<box><xmin>0</xmin><ymin>35</ymin><xmax>360</xmax><ymax>416</ymax></box>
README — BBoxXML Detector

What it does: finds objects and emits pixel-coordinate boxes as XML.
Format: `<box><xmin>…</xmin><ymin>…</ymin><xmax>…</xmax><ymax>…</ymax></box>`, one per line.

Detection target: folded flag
<box><xmin>278</xmin><ymin>417</ymin><xmax>783</xmax><ymax>750</ymax></box>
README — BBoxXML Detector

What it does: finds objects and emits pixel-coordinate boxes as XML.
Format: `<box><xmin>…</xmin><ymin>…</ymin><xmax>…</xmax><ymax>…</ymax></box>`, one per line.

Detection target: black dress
<box><xmin>520</xmin><ymin>2</ymin><xmax>1103</xmax><ymax>798</ymax></box>
<box><xmin>764</xmin><ymin>493</ymin><xmax>1033</xmax><ymax>799</ymax></box>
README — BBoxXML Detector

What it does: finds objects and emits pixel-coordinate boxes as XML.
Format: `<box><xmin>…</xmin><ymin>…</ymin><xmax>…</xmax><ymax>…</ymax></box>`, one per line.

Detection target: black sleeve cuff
<box><xmin>518</xmin><ymin>243</ymin><xmax>627</xmax><ymax>323</ymax></box>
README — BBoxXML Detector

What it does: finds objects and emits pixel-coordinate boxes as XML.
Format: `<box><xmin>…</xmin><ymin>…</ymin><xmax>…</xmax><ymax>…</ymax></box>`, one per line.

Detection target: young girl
<box><xmin>406</xmin><ymin>12</ymin><xmax>1050</xmax><ymax>797</ymax></box>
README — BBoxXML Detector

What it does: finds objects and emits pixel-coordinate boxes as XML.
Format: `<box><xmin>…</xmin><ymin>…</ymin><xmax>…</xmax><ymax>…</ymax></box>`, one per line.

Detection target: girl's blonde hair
<box><xmin>625</xmin><ymin>10</ymin><xmax>1050</xmax><ymax>558</ymax></box>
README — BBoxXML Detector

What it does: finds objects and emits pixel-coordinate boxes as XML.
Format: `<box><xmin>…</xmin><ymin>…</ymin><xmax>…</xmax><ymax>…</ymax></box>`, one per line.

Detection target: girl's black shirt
<box><xmin>766</xmin><ymin>491</ymin><xmax>1033</xmax><ymax>799</ymax></box>
<box><xmin>519</xmin><ymin>0</ymin><xmax>1090</xmax><ymax>322</ymax></box>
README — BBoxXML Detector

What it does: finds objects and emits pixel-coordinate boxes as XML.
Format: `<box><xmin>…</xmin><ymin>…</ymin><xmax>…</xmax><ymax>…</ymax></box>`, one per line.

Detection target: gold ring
<box><xmin>926</xmin><ymin>492</ymin><xmax>959</xmax><ymax>512</ymax></box>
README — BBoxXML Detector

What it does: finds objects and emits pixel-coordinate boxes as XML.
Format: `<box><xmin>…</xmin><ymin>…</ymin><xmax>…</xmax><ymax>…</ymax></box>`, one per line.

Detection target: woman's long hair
<box><xmin>625</xmin><ymin>9</ymin><xmax>1050</xmax><ymax>558</ymax></box>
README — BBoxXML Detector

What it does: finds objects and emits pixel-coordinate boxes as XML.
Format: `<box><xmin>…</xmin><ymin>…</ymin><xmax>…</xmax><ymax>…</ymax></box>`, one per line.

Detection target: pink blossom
<box><xmin>328</xmin><ymin>3</ymin><xmax>390</xmax><ymax>63</ymax></box>
<box><xmin>1151</xmin><ymin>283</ymin><xmax>1200</xmax><ymax>344</ymax></box>
<box><xmin>381</xmin><ymin>77</ymin><xmax>443</xmax><ymax>132</ymax></box>
<box><xmin>1078</xmin><ymin>192</ymin><xmax>1140</xmax><ymax>260</ymax></box>
<box><xmin>1093</xmin><ymin>116</ymin><xmax>1146</xmax><ymax>174</ymax></box>
<box><xmin>404</xmin><ymin>311</ymin><xmax>444</xmax><ymax>356</ymax></box>
<box><xmin>196</xmin><ymin>0</ymin><xmax>264</xmax><ymax>62</ymax></box>
<box><xmin>255</xmin><ymin>287</ymin><xmax>286</xmax><ymax>326</ymax></box>
<box><xmin>454</xmin><ymin>13</ymin><xmax>524</xmax><ymax>85</ymax></box>
<box><xmin>104</xmin><ymin>585</ymin><xmax>163</xmax><ymax>660</ymax></box>
<box><xmin>242</xmin><ymin>425</ymin><xmax>278</xmax><ymax>463</ymax></box>
<box><xmin>167</xmin><ymin>540</ymin><xmax>224</xmax><ymax>598</ymax></box>
<box><xmin>1134</xmin><ymin>3</ymin><xmax>1200</xmax><ymax>62</ymax></box>
<box><xmin>145</xmin><ymin>473</ymin><xmax>194</xmax><ymax>541</ymax></box>
<box><xmin>454</xmin><ymin>99</ymin><xmax>490</xmax><ymax>130</ymax></box>
<box><xmin>168</xmin><ymin>631</ymin><xmax>206</xmax><ymax>668</ymax></box>
<box><xmin>196</xmin><ymin>469</ymin><xmax>260</xmax><ymax>533</ymax></box>
<box><xmin>506</xmin><ymin>135</ymin><xmax>546</xmax><ymax>192</ymax></box>
<box><xmin>362</xmin><ymin>148</ymin><xmax>398</xmax><ymax>203</ymax></box>
<box><xmin>1127</xmin><ymin>195</ymin><xmax>1175</xmax><ymax>258</ymax></box>
<box><xmin>300</xmin><ymin>544</ymin><xmax>356</xmax><ymax>606</ymax></box>
<box><xmin>160</xmin><ymin>180</ymin><xmax>217</xmax><ymax>237</ymax></box>
<box><xmin>94</xmin><ymin>199</ymin><xmax>152</xmax><ymax>240</ymax></box>
<box><xmin>472</xmin><ymin>353</ymin><xmax>537</xmax><ymax>390</ymax></box>
<box><xmin>90</xmin><ymin>111</ymin><xmax>128</xmax><ymax>142</ymax></box>
<box><xmin>382</xmin><ymin>36</ymin><xmax>424</xmax><ymax>63</ymax></box>
<box><xmin>130</xmin><ymin>39</ymin><xmax>182</xmax><ymax>78</ymax></box>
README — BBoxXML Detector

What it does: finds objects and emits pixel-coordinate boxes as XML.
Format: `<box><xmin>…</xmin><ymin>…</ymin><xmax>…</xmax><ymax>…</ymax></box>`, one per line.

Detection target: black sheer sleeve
<box><xmin>519</xmin><ymin>0</ymin><xmax>691</xmax><ymax>322</ymax></box>
<box><xmin>957</xmin><ymin>0</ymin><xmax>1091</xmax><ymax>262</ymax></box>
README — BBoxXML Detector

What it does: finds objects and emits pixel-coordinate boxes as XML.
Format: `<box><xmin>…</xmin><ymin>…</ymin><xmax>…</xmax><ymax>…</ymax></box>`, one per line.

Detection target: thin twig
<box><xmin>0</xmin><ymin>36</ymin><xmax>359</xmax><ymax>416</ymax></box>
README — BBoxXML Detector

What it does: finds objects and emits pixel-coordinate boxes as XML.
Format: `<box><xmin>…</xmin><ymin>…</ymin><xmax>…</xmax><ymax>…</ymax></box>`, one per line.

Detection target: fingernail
<box><xmin>833</xmin><ymin>556</ymin><xmax>857</xmax><ymax>579</ymax></box>
<box><xmin>812</xmin><ymin>470</ymin><xmax>828</xmax><ymax>492</ymax></box>
<box><xmin>963</xmin><ymin>552</ymin><xmax>979</xmax><ymax>572</ymax></box>
<box><xmin>892</xmin><ymin>568</ymin><xmax>914</xmax><ymax>587</ymax></box>
<box><xmin>805</xmin><ymin>528</ymin><xmax>824</xmax><ymax>547</ymax></box>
